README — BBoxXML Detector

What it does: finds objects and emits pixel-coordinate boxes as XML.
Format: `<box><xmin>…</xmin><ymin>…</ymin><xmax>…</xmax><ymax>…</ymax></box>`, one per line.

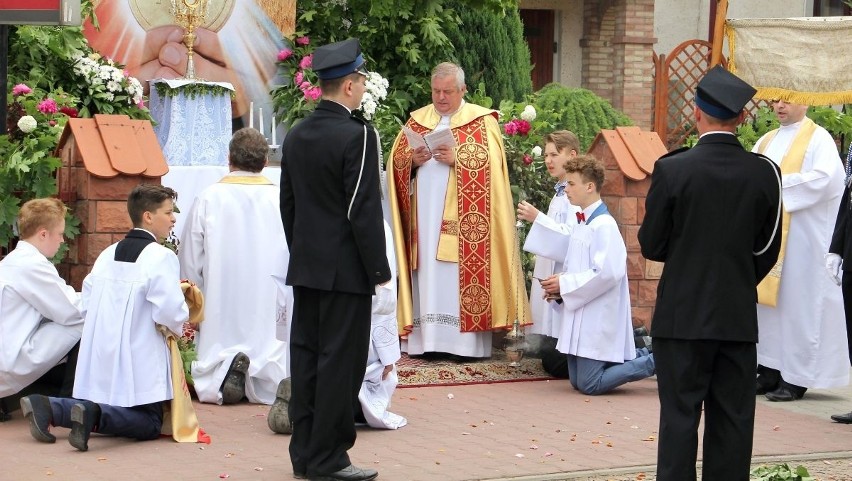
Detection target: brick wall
<box><xmin>582</xmin><ymin>0</ymin><xmax>656</xmax><ymax>130</ymax></box>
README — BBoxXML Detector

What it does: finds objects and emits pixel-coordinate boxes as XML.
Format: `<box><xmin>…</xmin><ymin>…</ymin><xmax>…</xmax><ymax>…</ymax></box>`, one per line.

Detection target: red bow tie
<box><xmin>576</xmin><ymin>211</ymin><xmax>586</xmax><ymax>224</ymax></box>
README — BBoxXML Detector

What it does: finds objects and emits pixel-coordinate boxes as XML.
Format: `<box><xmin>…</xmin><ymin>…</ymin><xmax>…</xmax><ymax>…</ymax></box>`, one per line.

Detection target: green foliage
<box><xmin>444</xmin><ymin>1</ymin><xmax>533</xmax><ymax>107</ymax></box>
<box><xmin>750</xmin><ymin>463</ymin><xmax>812</xmax><ymax>481</ymax></box>
<box><xmin>534</xmin><ymin>84</ymin><xmax>634</xmax><ymax>151</ymax></box>
<box><xmin>735</xmin><ymin>107</ymin><xmax>778</xmax><ymax>151</ymax></box>
<box><xmin>2</xmin><ymin>15</ymin><xmax>151</xmax><ymax>254</ymax></box>
<box><xmin>153</xmin><ymin>81</ymin><xmax>236</xmax><ymax>101</ymax></box>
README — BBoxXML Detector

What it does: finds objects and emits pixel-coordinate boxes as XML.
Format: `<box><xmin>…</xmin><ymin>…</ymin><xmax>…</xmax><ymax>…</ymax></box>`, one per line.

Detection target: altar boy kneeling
<box><xmin>20</xmin><ymin>184</ymin><xmax>189</xmax><ymax>450</ymax></box>
<box><xmin>529</xmin><ymin>155</ymin><xmax>654</xmax><ymax>395</ymax></box>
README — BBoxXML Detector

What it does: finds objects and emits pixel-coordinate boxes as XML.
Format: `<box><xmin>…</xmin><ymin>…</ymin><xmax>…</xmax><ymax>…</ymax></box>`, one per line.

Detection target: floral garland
<box><xmin>153</xmin><ymin>81</ymin><xmax>236</xmax><ymax>100</ymax></box>
<box><xmin>70</xmin><ymin>54</ymin><xmax>147</xmax><ymax>117</ymax></box>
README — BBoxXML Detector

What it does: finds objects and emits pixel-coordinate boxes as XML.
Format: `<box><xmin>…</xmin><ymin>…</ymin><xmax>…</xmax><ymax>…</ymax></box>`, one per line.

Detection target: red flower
<box><xmin>523</xmin><ymin>154</ymin><xmax>534</xmax><ymax>165</ymax></box>
<box><xmin>59</xmin><ymin>106</ymin><xmax>79</xmax><ymax>118</ymax></box>
<box><xmin>516</xmin><ymin>119</ymin><xmax>531</xmax><ymax>135</ymax></box>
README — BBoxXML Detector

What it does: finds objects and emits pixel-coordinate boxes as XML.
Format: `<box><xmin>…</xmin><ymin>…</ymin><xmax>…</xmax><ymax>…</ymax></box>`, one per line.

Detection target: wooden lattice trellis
<box><xmin>652</xmin><ymin>39</ymin><xmax>770</xmax><ymax>150</ymax></box>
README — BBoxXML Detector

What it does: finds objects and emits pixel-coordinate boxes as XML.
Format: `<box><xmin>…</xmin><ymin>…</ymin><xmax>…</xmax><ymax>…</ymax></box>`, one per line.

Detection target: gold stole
<box><xmin>755</xmin><ymin>117</ymin><xmax>817</xmax><ymax>306</ymax></box>
<box><xmin>159</xmin><ymin>281</ymin><xmax>209</xmax><ymax>443</ymax></box>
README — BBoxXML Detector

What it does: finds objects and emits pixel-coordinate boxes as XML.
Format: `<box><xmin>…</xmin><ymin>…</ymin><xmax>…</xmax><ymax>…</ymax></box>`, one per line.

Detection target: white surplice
<box><xmin>75</xmin><ymin>241</ymin><xmax>188</xmax><ymax>406</ymax></box>
<box><xmin>0</xmin><ymin>241</ymin><xmax>83</xmax><ymax>397</ymax></box>
<box><xmin>179</xmin><ymin>171</ymin><xmax>291</xmax><ymax>404</ymax></box>
<box><xmin>359</xmin><ymin>221</ymin><xmax>407</xmax><ymax>429</ymax></box>
<box><xmin>753</xmin><ymin>122</ymin><xmax>849</xmax><ymax>388</ymax></box>
<box><xmin>527</xmin><ymin>201</ymin><xmax>634</xmax><ymax>363</ymax></box>
<box><xmin>525</xmin><ymin>193</ymin><xmax>581</xmax><ymax>338</ymax></box>
<box><xmin>402</xmin><ymin>113</ymin><xmax>492</xmax><ymax>357</ymax></box>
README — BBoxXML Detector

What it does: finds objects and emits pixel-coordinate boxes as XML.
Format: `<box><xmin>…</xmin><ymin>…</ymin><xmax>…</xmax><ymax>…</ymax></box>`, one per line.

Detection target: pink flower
<box><xmin>295</xmin><ymin>36</ymin><xmax>310</xmax><ymax>46</ymax></box>
<box><xmin>299</xmin><ymin>81</ymin><xmax>312</xmax><ymax>91</ymax></box>
<box><xmin>516</xmin><ymin>119</ymin><xmax>531</xmax><ymax>135</ymax></box>
<box><xmin>136</xmin><ymin>99</ymin><xmax>146</xmax><ymax>109</ymax></box>
<box><xmin>523</xmin><ymin>154</ymin><xmax>534</xmax><ymax>165</ymax></box>
<box><xmin>12</xmin><ymin>83</ymin><xmax>32</xmax><ymax>96</ymax></box>
<box><xmin>503</xmin><ymin>120</ymin><xmax>519</xmax><ymax>136</ymax></box>
<box><xmin>49</xmin><ymin>120</ymin><xmax>57</xmax><ymax>127</ymax></box>
<box><xmin>277</xmin><ymin>48</ymin><xmax>293</xmax><ymax>61</ymax></box>
<box><xmin>299</xmin><ymin>54</ymin><xmax>313</xmax><ymax>70</ymax></box>
<box><xmin>294</xmin><ymin>71</ymin><xmax>304</xmax><ymax>85</ymax></box>
<box><xmin>37</xmin><ymin>98</ymin><xmax>59</xmax><ymax>114</ymax></box>
<box><xmin>304</xmin><ymin>86</ymin><xmax>322</xmax><ymax>101</ymax></box>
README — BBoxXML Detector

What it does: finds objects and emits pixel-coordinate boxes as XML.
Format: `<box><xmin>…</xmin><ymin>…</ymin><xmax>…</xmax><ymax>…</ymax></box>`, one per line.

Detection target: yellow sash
<box><xmin>755</xmin><ymin>117</ymin><xmax>817</xmax><ymax>306</ymax></box>
<box><xmin>218</xmin><ymin>175</ymin><xmax>273</xmax><ymax>185</ymax></box>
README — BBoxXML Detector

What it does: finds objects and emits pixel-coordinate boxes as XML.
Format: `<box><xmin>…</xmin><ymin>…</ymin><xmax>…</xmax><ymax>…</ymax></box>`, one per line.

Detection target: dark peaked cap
<box><xmin>312</xmin><ymin>38</ymin><xmax>366</xmax><ymax>80</ymax></box>
<box><xmin>694</xmin><ymin>65</ymin><xmax>757</xmax><ymax>120</ymax></box>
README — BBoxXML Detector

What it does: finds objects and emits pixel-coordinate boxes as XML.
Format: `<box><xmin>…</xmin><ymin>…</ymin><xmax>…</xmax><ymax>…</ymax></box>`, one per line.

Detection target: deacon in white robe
<box><xmin>179</xmin><ymin>170</ymin><xmax>290</xmax><ymax>405</ymax></box>
<box><xmin>753</xmin><ymin>109</ymin><xmax>849</xmax><ymax>392</ymax></box>
<box><xmin>533</xmin><ymin>179</ymin><xmax>653</xmax><ymax>395</ymax></box>
<box><xmin>0</xmin><ymin>242</ymin><xmax>83</xmax><ymax>398</ymax></box>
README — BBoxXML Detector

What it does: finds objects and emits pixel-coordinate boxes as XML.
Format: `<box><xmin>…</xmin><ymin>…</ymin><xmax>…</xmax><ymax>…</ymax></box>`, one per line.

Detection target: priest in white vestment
<box><xmin>388</xmin><ymin>63</ymin><xmax>530</xmax><ymax>359</ymax></box>
<box><xmin>358</xmin><ymin>221</ymin><xmax>407</xmax><ymax>429</ymax></box>
<box><xmin>753</xmin><ymin>100</ymin><xmax>849</xmax><ymax>401</ymax></box>
<box><xmin>179</xmin><ymin>128</ymin><xmax>291</xmax><ymax>405</ymax></box>
<box><xmin>529</xmin><ymin>155</ymin><xmax>654</xmax><ymax>395</ymax></box>
<box><xmin>0</xmin><ymin>199</ymin><xmax>83</xmax><ymax>400</ymax></box>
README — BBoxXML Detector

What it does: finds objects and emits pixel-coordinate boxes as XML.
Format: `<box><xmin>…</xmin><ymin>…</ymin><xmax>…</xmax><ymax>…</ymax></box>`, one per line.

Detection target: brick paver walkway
<box><xmin>3</xmin><ymin>375</ymin><xmax>852</xmax><ymax>480</ymax></box>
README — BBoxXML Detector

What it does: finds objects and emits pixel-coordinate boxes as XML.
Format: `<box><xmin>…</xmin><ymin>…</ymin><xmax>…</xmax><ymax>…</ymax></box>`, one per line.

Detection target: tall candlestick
<box><xmin>249</xmin><ymin>101</ymin><xmax>254</xmax><ymax>129</ymax></box>
<box><xmin>259</xmin><ymin>107</ymin><xmax>264</xmax><ymax>138</ymax></box>
<box><xmin>271</xmin><ymin>116</ymin><xmax>277</xmax><ymax>145</ymax></box>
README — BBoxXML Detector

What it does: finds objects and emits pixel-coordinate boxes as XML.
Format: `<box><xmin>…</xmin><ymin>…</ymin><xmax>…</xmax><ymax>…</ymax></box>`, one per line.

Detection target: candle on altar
<box><xmin>271</xmin><ymin>116</ymin><xmax>277</xmax><ymax>145</ymax></box>
<box><xmin>249</xmin><ymin>101</ymin><xmax>254</xmax><ymax>129</ymax></box>
<box><xmin>259</xmin><ymin>108</ymin><xmax>264</xmax><ymax>137</ymax></box>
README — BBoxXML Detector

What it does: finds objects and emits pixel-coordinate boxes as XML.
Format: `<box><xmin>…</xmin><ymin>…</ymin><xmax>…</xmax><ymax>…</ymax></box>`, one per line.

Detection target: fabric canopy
<box><xmin>726</xmin><ymin>17</ymin><xmax>852</xmax><ymax>105</ymax></box>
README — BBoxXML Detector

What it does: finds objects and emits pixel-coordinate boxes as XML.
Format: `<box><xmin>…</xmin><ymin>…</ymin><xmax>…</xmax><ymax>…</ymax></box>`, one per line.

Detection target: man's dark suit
<box><xmin>280</xmin><ymin>99</ymin><xmax>392</xmax><ymax>478</ymax></box>
<box><xmin>638</xmin><ymin>133</ymin><xmax>782</xmax><ymax>481</ymax></box>
<box><xmin>830</xmin><ymin>184</ymin><xmax>852</xmax><ymax>361</ymax></box>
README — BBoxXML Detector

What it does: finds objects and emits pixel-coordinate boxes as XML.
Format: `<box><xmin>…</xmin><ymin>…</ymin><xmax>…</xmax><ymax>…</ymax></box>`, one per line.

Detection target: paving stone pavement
<box><xmin>2</xmin><ymin>372</ymin><xmax>852</xmax><ymax>480</ymax></box>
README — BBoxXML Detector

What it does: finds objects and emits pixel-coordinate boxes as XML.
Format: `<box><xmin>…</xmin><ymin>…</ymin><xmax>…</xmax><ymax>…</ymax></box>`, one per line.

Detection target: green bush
<box><xmin>444</xmin><ymin>2</ymin><xmax>533</xmax><ymax>107</ymax></box>
<box><xmin>534</xmin><ymin>83</ymin><xmax>634</xmax><ymax>151</ymax></box>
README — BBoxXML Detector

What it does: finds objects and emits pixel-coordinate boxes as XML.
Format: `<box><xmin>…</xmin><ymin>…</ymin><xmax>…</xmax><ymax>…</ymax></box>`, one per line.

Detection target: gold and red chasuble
<box><xmin>387</xmin><ymin>102</ymin><xmax>530</xmax><ymax>334</ymax></box>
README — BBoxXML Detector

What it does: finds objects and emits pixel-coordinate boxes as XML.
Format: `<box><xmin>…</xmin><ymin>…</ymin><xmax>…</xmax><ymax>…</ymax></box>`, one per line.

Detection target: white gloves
<box><xmin>825</xmin><ymin>253</ymin><xmax>842</xmax><ymax>286</ymax></box>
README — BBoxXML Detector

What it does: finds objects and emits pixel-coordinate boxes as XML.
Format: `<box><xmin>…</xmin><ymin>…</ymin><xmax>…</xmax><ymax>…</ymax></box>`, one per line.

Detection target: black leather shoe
<box><xmin>293</xmin><ymin>471</ymin><xmax>306</xmax><ymax>479</ymax></box>
<box><xmin>830</xmin><ymin>411</ymin><xmax>852</xmax><ymax>424</ymax></box>
<box><xmin>756</xmin><ymin>381</ymin><xmax>771</xmax><ymax>395</ymax></box>
<box><xmin>69</xmin><ymin>401</ymin><xmax>100</xmax><ymax>451</ymax></box>
<box><xmin>20</xmin><ymin>395</ymin><xmax>56</xmax><ymax>443</ymax></box>
<box><xmin>312</xmin><ymin>464</ymin><xmax>378</xmax><ymax>481</ymax></box>
<box><xmin>765</xmin><ymin>385</ymin><xmax>805</xmax><ymax>402</ymax></box>
<box><xmin>221</xmin><ymin>352</ymin><xmax>250</xmax><ymax>404</ymax></box>
<box><xmin>268</xmin><ymin>377</ymin><xmax>292</xmax><ymax>434</ymax></box>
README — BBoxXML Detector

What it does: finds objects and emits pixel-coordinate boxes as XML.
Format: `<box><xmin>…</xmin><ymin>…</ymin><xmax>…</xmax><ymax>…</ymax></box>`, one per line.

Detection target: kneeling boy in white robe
<box><xmin>357</xmin><ymin>220</ymin><xmax>407</xmax><ymax>429</ymax></box>
<box><xmin>1</xmin><ymin>199</ymin><xmax>83</xmax><ymax>413</ymax></box>
<box><xmin>529</xmin><ymin>155</ymin><xmax>654</xmax><ymax>395</ymax></box>
<box><xmin>20</xmin><ymin>185</ymin><xmax>192</xmax><ymax>450</ymax></box>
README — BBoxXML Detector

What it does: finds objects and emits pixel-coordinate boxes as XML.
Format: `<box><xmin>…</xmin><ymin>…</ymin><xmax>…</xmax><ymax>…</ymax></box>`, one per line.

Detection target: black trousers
<box><xmin>844</xmin><ymin>272</ymin><xmax>852</xmax><ymax>362</ymax></box>
<box><xmin>288</xmin><ymin>286</ymin><xmax>372</xmax><ymax>477</ymax></box>
<box><xmin>655</xmin><ymin>338</ymin><xmax>756</xmax><ymax>481</ymax></box>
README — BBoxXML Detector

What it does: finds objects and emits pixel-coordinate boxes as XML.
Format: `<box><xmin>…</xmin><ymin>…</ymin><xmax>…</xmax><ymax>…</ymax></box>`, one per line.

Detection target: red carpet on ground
<box><xmin>396</xmin><ymin>350</ymin><xmax>554</xmax><ymax>388</ymax></box>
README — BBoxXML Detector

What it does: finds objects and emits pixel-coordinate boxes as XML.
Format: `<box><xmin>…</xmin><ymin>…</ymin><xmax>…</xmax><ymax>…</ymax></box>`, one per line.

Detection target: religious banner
<box><xmin>0</xmin><ymin>0</ymin><xmax>80</xmax><ymax>25</ymax></box>
<box><xmin>82</xmin><ymin>0</ymin><xmax>295</xmax><ymax>132</ymax></box>
<box><xmin>726</xmin><ymin>17</ymin><xmax>852</xmax><ymax>105</ymax></box>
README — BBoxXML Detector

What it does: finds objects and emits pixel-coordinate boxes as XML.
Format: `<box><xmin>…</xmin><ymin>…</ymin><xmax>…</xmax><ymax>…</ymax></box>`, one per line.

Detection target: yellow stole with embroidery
<box><xmin>756</xmin><ymin>117</ymin><xmax>817</xmax><ymax>306</ymax></box>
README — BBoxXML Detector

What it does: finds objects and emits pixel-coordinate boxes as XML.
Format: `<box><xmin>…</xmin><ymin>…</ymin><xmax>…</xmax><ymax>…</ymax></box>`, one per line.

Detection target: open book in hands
<box><xmin>403</xmin><ymin>126</ymin><xmax>457</xmax><ymax>154</ymax></box>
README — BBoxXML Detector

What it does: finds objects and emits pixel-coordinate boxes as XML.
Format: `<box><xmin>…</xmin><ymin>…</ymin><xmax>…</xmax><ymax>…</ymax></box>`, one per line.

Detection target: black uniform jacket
<box><xmin>830</xmin><ymin>184</ymin><xmax>852</xmax><ymax>270</ymax></box>
<box><xmin>638</xmin><ymin>133</ymin><xmax>782</xmax><ymax>342</ymax></box>
<box><xmin>280</xmin><ymin>100</ymin><xmax>392</xmax><ymax>295</ymax></box>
